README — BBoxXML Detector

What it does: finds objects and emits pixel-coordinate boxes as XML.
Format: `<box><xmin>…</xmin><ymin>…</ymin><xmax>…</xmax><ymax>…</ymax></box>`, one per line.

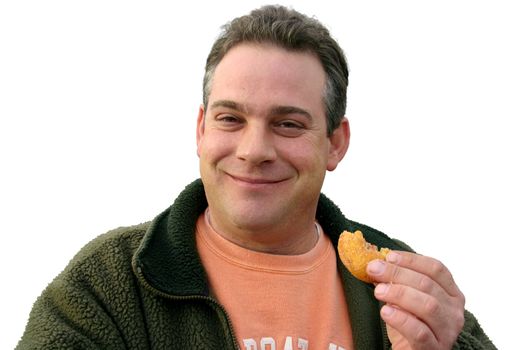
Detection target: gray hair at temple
<box><xmin>202</xmin><ymin>5</ymin><xmax>349</xmax><ymax>136</ymax></box>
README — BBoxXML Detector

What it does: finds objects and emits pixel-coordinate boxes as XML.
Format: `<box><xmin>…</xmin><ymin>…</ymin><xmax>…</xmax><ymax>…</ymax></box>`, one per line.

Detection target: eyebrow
<box><xmin>269</xmin><ymin>105</ymin><xmax>312</xmax><ymax>121</ymax></box>
<box><xmin>210</xmin><ymin>100</ymin><xmax>312</xmax><ymax>120</ymax></box>
<box><xmin>210</xmin><ymin>100</ymin><xmax>248</xmax><ymax>113</ymax></box>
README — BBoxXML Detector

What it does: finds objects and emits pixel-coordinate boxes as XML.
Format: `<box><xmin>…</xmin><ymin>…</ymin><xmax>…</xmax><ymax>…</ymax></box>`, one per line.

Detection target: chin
<box><xmin>229</xmin><ymin>208</ymin><xmax>282</xmax><ymax>231</ymax></box>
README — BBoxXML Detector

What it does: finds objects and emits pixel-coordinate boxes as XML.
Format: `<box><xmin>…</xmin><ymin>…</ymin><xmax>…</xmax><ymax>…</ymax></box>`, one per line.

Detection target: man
<box><xmin>17</xmin><ymin>5</ymin><xmax>495</xmax><ymax>350</ymax></box>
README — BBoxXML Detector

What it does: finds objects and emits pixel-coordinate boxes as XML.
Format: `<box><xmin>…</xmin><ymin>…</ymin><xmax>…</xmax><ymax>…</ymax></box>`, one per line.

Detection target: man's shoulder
<box><xmin>80</xmin><ymin>222</ymin><xmax>149</xmax><ymax>256</ymax></box>
<box><xmin>61</xmin><ymin>222</ymin><xmax>151</xmax><ymax>280</ymax></box>
<box><xmin>316</xmin><ymin>193</ymin><xmax>413</xmax><ymax>252</ymax></box>
<box><xmin>347</xmin><ymin>219</ymin><xmax>414</xmax><ymax>252</ymax></box>
<box><xmin>18</xmin><ymin>222</ymin><xmax>155</xmax><ymax>349</ymax></box>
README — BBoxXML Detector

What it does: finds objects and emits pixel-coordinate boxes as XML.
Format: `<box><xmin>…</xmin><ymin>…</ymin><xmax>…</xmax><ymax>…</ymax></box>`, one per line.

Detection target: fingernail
<box><xmin>375</xmin><ymin>283</ymin><xmax>390</xmax><ymax>296</ymax></box>
<box><xmin>386</xmin><ymin>252</ymin><xmax>400</xmax><ymax>264</ymax></box>
<box><xmin>367</xmin><ymin>260</ymin><xmax>386</xmax><ymax>275</ymax></box>
<box><xmin>382</xmin><ymin>305</ymin><xmax>395</xmax><ymax>317</ymax></box>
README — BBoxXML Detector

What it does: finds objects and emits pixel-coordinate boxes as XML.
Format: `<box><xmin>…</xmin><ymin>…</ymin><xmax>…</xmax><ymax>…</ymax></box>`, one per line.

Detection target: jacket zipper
<box><xmin>134</xmin><ymin>265</ymin><xmax>241</xmax><ymax>350</ymax></box>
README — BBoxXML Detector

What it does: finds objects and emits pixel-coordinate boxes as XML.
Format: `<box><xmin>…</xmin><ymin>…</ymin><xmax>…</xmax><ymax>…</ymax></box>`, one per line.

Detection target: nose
<box><xmin>235</xmin><ymin>123</ymin><xmax>277</xmax><ymax>164</ymax></box>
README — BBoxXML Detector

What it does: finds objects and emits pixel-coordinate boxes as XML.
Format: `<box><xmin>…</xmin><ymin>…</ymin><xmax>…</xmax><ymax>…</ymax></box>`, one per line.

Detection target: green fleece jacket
<box><xmin>17</xmin><ymin>179</ymin><xmax>495</xmax><ymax>349</ymax></box>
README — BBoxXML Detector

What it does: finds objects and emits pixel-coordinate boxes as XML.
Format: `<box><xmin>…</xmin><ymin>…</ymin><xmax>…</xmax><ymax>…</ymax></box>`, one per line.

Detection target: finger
<box><xmin>380</xmin><ymin>304</ymin><xmax>439</xmax><ymax>350</ymax></box>
<box><xmin>367</xmin><ymin>259</ymin><xmax>448</xmax><ymax>300</ymax></box>
<box><xmin>386</xmin><ymin>251</ymin><xmax>462</xmax><ymax>298</ymax></box>
<box><xmin>374</xmin><ymin>282</ymin><xmax>448</xmax><ymax>337</ymax></box>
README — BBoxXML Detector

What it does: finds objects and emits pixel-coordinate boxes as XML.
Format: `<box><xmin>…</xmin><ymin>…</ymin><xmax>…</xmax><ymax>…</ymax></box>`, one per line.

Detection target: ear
<box><xmin>196</xmin><ymin>105</ymin><xmax>206</xmax><ymax>157</ymax></box>
<box><xmin>326</xmin><ymin>117</ymin><xmax>350</xmax><ymax>171</ymax></box>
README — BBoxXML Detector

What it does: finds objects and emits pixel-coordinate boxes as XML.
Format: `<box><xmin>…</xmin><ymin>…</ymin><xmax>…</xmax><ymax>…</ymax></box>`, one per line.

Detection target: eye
<box><xmin>274</xmin><ymin>120</ymin><xmax>305</xmax><ymax>137</ymax></box>
<box><xmin>216</xmin><ymin>114</ymin><xmax>240</xmax><ymax>123</ymax></box>
<box><xmin>214</xmin><ymin>114</ymin><xmax>244</xmax><ymax>131</ymax></box>
<box><xmin>277</xmin><ymin>120</ymin><xmax>303</xmax><ymax>129</ymax></box>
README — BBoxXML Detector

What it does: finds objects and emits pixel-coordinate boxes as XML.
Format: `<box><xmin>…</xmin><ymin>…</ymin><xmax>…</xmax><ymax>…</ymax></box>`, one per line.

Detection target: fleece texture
<box><xmin>17</xmin><ymin>179</ymin><xmax>496</xmax><ymax>349</ymax></box>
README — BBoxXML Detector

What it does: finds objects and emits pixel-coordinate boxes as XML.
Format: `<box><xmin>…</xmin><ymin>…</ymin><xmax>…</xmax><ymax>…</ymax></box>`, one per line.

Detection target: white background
<box><xmin>1</xmin><ymin>1</ymin><xmax>523</xmax><ymax>349</ymax></box>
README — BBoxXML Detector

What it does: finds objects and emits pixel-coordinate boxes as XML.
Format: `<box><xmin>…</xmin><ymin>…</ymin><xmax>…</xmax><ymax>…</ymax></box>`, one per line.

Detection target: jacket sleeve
<box><xmin>452</xmin><ymin>310</ymin><xmax>497</xmax><ymax>349</ymax></box>
<box><xmin>16</xmin><ymin>229</ymin><xmax>148</xmax><ymax>349</ymax></box>
<box><xmin>16</xmin><ymin>272</ymin><xmax>127</xmax><ymax>349</ymax></box>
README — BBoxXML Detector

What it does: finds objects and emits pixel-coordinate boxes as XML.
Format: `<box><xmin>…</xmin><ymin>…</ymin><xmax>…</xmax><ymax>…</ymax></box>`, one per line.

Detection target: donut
<box><xmin>337</xmin><ymin>230</ymin><xmax>390</xmax><ymax>283</ymax></box>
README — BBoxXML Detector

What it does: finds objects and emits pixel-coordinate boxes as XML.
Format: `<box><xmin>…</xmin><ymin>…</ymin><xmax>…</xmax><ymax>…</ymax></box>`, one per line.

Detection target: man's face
<box><xmin>197</xmin><ymin>43</ymin><xmax>348</xmax><ymax>236</ymax></box>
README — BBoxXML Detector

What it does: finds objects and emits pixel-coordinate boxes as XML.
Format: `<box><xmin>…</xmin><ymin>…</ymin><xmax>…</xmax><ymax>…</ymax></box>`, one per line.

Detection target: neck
<box><xmin>205</xmin><ymin>209</ymin><xmax>320</xmax><ymax>255</ymax></box>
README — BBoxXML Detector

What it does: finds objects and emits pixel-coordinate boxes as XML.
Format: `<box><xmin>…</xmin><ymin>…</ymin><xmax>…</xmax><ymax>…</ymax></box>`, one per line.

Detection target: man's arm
<box><xmin>453</xmin><ymin>310</ymin><xmax>496</xmax><ymax>349</ymax></box>
<box><xmin>16</xmin><ymin>229</ymin><xmax>149</xmax><ymax>349</ymax></box>
<box><xmin>16</xmin><ymin>277</ymin><xmax>127</xmax><ymax>349</ymax></box>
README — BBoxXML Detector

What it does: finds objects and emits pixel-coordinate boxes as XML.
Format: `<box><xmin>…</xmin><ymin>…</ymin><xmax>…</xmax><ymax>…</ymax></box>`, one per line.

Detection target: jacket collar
<box><xmin>134</xmin><ymin>178</ymin><xmax>396</xmax><ymax>348</ymax></box>
<box><xmin>134</xmin><ymin>179</ymin><xmax>209</xmax><ymax>296</ymax></box>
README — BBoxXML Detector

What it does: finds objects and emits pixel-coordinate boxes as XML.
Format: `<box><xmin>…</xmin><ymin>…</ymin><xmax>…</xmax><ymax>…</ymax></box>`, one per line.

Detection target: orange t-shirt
<box><xmin>196</xmin><ymin>213</ymin><xmax>353</xmax><ymax>350</ymax></box>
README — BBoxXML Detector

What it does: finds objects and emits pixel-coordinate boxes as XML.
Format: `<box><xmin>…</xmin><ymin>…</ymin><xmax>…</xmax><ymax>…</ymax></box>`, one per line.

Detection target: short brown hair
<box><xmin>203</xmin><ymin>5</ymin><xmax>349</xmax><ymax>135</ymax></box>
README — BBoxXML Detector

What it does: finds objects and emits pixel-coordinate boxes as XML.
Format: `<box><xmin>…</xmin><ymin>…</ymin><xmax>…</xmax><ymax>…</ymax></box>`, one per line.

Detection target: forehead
<box><xmin>208</xmin><ymin>43</ymin><xmax>326</xmax><ymax>115</ymax></box>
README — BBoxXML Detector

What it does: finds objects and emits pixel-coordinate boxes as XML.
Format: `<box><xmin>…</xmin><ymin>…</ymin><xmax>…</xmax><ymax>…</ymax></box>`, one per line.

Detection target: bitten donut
<box><xmin>337</xmin><ymin>230</ymin><xmax>390</xmax><ymax>283</ymax></box>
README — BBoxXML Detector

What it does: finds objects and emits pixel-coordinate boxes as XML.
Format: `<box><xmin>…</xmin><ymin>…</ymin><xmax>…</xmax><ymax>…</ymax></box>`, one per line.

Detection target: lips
<box><xmin>227</xmin><ymin>173</ymin><xmax>285</xmax><ymax>185</ymax></box>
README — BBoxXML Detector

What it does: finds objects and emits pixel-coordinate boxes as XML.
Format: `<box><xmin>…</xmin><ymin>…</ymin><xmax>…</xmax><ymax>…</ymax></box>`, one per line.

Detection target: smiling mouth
<box><xmin>228</xmin><ymin>174</ymin><xmax>285</xmax><ymax>185</ymax></box>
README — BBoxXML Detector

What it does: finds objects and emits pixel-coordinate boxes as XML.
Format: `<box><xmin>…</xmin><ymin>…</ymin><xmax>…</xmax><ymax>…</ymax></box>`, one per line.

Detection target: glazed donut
<box><xmin>337</xmin><ymin>230</ymin><xmax>390</xmax><ymax>283</ymax></box>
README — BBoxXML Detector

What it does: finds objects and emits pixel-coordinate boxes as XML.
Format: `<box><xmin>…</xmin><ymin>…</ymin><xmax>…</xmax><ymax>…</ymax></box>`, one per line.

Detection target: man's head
<box><xmin>203</xmin><ymin>5</ymin><xmax>348</xmax><ymax>136</ymax></box>
<box><xmin>196</xmin><ymin>6</ymin><xmax>350</xmax><ymax>253</ymax></box>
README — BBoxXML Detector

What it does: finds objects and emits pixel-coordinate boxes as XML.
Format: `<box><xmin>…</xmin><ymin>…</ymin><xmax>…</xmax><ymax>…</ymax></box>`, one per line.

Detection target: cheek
<box><xmin>199</xmin><ymin>132</ymin><xmax>236</xmax><ymax>164</ymax></box>
<box><xmin>281</xmin><ymin>138</ymin><xmax>330</xmax><ymax>170</ymax></box>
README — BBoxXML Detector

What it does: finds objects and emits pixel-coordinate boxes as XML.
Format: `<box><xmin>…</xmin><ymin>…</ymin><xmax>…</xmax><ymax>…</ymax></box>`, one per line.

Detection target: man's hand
<box><xmin>367</xmin><ymin>251</ymin><xmax>465</xmax><ymax>350</ymax></box>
